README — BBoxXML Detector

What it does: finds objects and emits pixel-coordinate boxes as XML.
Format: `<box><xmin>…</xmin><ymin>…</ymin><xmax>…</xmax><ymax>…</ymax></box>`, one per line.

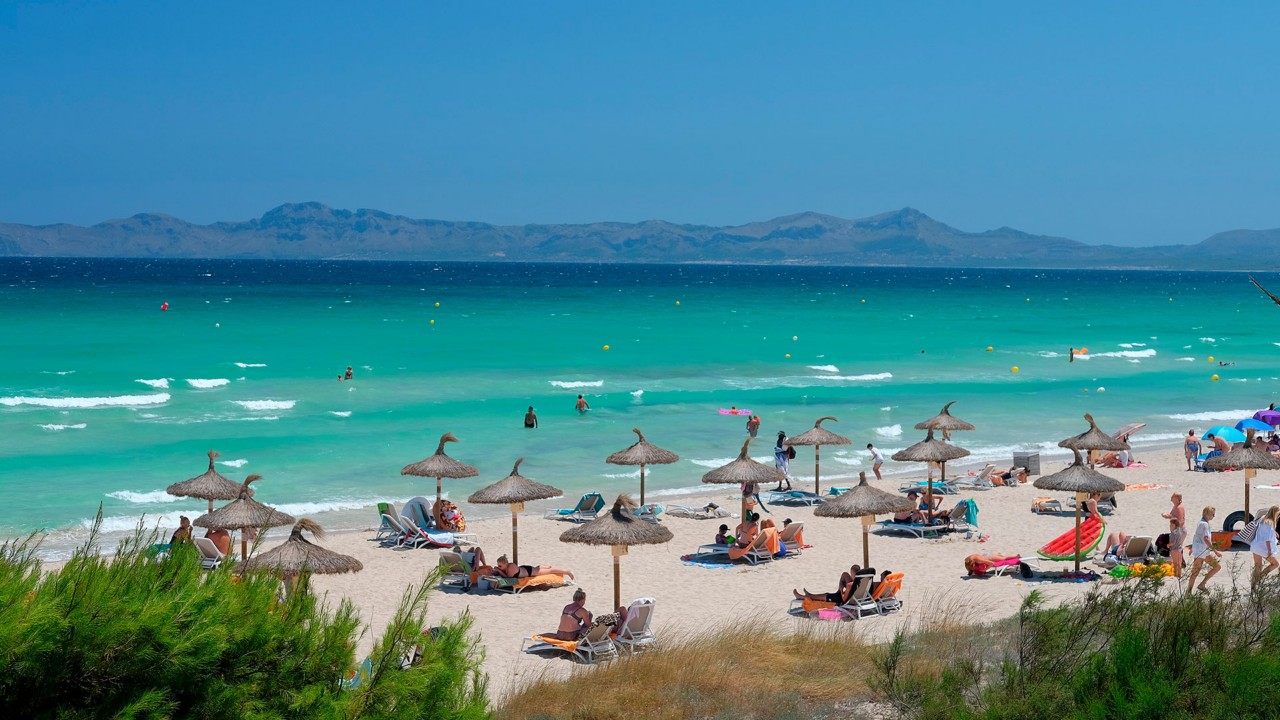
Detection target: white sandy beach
<box><xmin>301</xmin><ymin>444</ymin><xmax>1269</xmax><ymax>702</ymax></box>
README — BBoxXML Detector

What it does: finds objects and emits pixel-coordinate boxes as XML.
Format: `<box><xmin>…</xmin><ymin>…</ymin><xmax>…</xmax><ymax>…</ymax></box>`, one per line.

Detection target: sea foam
<box><xmin>1</xmin><ymin>393</ymin><xmax>170</xmax><ymax>408</ymax></box>
<box><xmin>875</xmin><ymin>424</ymin><xmax>903</xmax><ymax>438</ymax></box>
<box><xmin>219</xmin><ymin>459</ymin><xmax>249</xmax><ymax>468</ymax></box>
<box><xmin>812</xmin><ymin>372</ymin><xmax>892</xmax><ymax>381</ymax></box>
<box><xmin>39</xmin><ymin>423</ymin><xmax>87</xmax><ymax>431</ymax></box>
<box><xmin>549</xmin><ymin>380</ymin><xmax>604</xmax><ymax>388</ymax></box>
<box><xmin>807</xmin><ymin>365</ymin><xmax>840</xmax><ymax>373</ymax></box>
<box><xmin>233</xmin><ymin>400</ymin><xmax>296</xmax><ymax>411</ymax></box>
<box><xmin>234</xmin><ymin>362</ymin><xmax>268</xmax><ymax>368</ymax></box>
<box><xmin>1079</xmin><ymin>349</ymin><xmax>1156</xmax><ymax>359</ymax></box>
<box><xmin>1166</xmin><ymin>409</ymin><xmax>1257</xmax><ymax>422</ymax></box>
<box><xmin>328</xmin><ymin>411</ymin><xmax>352</xmax><ymax>417</ymax></box>
<box><xmin>186</xmin><ymin>378</ymin><xmax>230</xmax><ymax>388</ymax></box>
<box><xmin>136</xmin><ymin>378</ymin><xmax>171</xmax><ymax>389</ymax></box>
<box><xmin>107</xmin><ymin>490</ymin><xmax>179</xmax><ymax>504</ymax></box>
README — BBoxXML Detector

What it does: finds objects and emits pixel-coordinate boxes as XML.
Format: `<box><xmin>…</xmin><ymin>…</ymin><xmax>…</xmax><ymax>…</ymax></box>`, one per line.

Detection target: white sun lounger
<box><xmin>521</xmin><ymin>623</ymin><xmax>618</xmax><ymax>664</ymax></box>
<box><xmin>194</xmin><ymin>537</ymin><xmax>225</xmax><ymax>569</ymax></box>
<box><xmin>614</xmin><ymin>597</ymin><xmax>657</xmax><ymax>654</ymax></box>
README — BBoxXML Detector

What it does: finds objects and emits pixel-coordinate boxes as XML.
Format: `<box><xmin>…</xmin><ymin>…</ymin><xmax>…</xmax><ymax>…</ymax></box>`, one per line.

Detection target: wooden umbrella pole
<box><xmin>640</xmin><ymin>464</ymin><xmax>646</xmax><ymax>506</ymax></box>
<box><xmin>1074</xmin><ymin>493</ymin><xmax>1084</xmax><ymax>573</ymax></box>
<box><xmin>436</xmin><ymin>476</ymin><xmax>443</xmax><ymax>503</ymax></box>
<box><xmin>207</xmin><ymin>499</ymin><xmax>214</xmax><ymax>513</ymax></box>
<box><xmin>511</xmin><ymin>508</ymin><xmax>519</xmax><ymax>564</ymax></box>
<box><xmin>861</xmin><ymin>517</ymin><xmax>871</xmax><ymax>568</ymax></box>
<box><xmin>1246</xmin><ymin>468</ymin><xmax>1255</xmax><ymax>517</ymax></box>
<box><xmin>814</xmin><ymin>445</ymin><xmax>821</xmax><ymax>496</ymax></box>
<box><xmin>241</xmin><ymin>532</ymin><xmax>248</xmax><ymax>561</ymax></box>
<box><xmin>611</xmin><ymin>551</ymin><xmax>623</xmax><ymax>610</ymax></box>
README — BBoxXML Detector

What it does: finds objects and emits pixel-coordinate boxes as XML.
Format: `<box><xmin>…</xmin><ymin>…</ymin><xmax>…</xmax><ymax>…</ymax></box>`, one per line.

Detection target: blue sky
<box><xmin>2</xmin><ymin>2</ymin><xmax>1278</xmax><ymax>246</ymax></box>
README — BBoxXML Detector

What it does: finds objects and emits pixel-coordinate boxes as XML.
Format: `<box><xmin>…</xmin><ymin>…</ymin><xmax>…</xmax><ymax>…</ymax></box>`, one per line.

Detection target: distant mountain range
<box><xmin>1</xmin><ymin>202</ymin><xmax>1276</xmax><ymax>270</ymax></box>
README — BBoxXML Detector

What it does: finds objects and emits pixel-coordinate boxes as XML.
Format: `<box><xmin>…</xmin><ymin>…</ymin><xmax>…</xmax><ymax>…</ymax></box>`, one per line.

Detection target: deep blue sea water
<box><xmin>3</xmin><ymin>258</ymin><xmax>1277</xmax><ymax>556</ymax></box>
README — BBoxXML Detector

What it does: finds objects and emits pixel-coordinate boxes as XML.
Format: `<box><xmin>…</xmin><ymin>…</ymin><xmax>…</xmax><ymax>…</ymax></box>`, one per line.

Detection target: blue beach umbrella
<box><xmin>1203</xmin><ymin>426</ymin><xmax>1247</xmax><ymax>443</ymax></box>
<box><xmin>1237</xmin><ymin>418</ymin><xmax>1275</xmax><ymax>433</ymax></box>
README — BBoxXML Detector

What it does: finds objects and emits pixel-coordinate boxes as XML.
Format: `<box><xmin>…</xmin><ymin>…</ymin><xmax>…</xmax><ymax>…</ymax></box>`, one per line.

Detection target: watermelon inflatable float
<box><xmin>1037</xmin><ymin>516</ymin><xmax>1105</xmax><ymax>561</ymax></box>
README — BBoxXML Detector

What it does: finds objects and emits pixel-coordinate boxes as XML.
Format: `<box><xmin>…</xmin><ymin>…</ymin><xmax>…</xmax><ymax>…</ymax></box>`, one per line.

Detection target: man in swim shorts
<box><xmin>524</xmin><ymin>406</ymin><xmax>538</xmax><ymax>428</ymax></box>
<box><xmin>575</xmin><ymin>395</ymin><xmax>590</xmax><ymax>413</ymax></box>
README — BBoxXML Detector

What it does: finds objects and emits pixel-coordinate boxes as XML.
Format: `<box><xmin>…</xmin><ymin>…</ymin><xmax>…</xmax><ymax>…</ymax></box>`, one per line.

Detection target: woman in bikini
<box><xmin>733</xmin><ymin>513</ymin><xmax>760</xmax><ymax>549</ymax></box>
<box><xmin>550</xmin><ymin>589</ymin><xmax>592</xmax><ymax>640</ymax></box>
<box><xmin>793</xmin><ymin>564</ymin><xmax>867</xmax><ymax>603</ymax></box>
<box><xmin>494</xmin><ymin>555</ymin><xmax>575</xmax><ymax>580</ymax></box>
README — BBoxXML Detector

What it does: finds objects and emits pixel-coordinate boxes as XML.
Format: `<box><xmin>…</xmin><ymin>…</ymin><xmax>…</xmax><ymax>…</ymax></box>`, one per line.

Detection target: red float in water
<box><xmin>160</xmin><ymin>302</ymin><xmax>169</xmax><ymax>311</ymax></box>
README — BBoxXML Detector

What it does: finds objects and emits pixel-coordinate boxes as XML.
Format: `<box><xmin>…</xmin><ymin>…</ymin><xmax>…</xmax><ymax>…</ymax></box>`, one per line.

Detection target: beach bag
<box><xmin>1237</xmin><ymin>519</ymin><xmax>1260</xmax><ymax>545</ymax></box>
<box><xmin>787</xmin><ymin>446</ymin><xmax>797</xmax><ymax>459</ymax></box>
<box><xmin>1155</xmin><ymin>533</ymin><xmax>1171</xmax><ymax>557</ymax></box>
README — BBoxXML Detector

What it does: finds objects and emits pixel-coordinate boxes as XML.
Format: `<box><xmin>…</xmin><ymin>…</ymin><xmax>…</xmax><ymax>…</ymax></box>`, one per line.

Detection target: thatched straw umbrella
<box><xmin>914</xmin><ymin>401</ymin><xmax>976</xmax><ymax>434</ymax></box>
<box><xmin>1058</xmin><ymin>413</ymin><xmax>1129</xmax><ymax>468</ymax></box>
<box><xmin>468</xmin><ymin>458</ymin><xmax>563</xmax><ymax>564</ymax></box>
<box><xmin>240</xmin><ymin>518</ymin><xmax>362</xmax><ymax>592</ymax></box>
<box><xmin>815</xmin><ymin>472</ymin><xmax>914</xmax><ymax>567</ymax></box>
<box><xmin>193</xmin><ymin>474</ymin><xmax>295</xmax><ymax>560</ymax></box>
<box><xmin>786</xmin><ymin>416</ymin><xmax>851</xmax><ymax>496</ymax></box>
<box><xmin>891</xmin><ymin>430</ymin><xmax>971</xmax><ymax>496</ymax></box>
<box><xmin>605</xmin><ymin>428</ymin><xmax>679</xmax><ymax>505</ymax></box>
<box><xmin>701</xmin><ymin>438</ymin><xmax>786</xmax><ymax>520</ymax></box>
<box><xmin>561</xmin><ymin>495</ymin><xmax>673</xmax><ymax>609</ymax></box>
<box><xmin>166</xmin><ymin>450</ymin><xmax>246</xmax><ymax>513</ymax></box>
<box><xmin>401</xmin><ymin>432</ymin><xmax>479</xmax><ymax>502</ymax></box>
<box><xmin>1034</xmin><ymin>449</ymin><xmax>1125</xmax><ymax>572</ymax></box>
<box><xmin>1204</xmin><ymin>429</ymin><xmax>1280</xmax><ymax>518</ymax></box>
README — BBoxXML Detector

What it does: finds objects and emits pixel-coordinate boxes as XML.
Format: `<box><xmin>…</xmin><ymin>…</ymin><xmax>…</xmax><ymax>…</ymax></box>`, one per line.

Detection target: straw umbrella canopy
<box><xmin>240</xmin><ymin>518</ymin><xmax>362</xmax><ymax>580</ymax></box>
<box><xmin>166</xmin><ymin>450</ymin><xmax>246</xmax><ymax>512</ymax></box>
<box><xmin>193</xmin><ymin>474</ymin><xmax>295</xmax><ymax>560</ymax></box>
<box><xmin>467</xmin><ymin>458</ymin><xmax>563</xmax><ymax>565</ymax></box>
<box><xmin>605</xmin><ymin>428</ymin><xmax>679</xmax><ymax>505</ymax></box>
<box><xmin>561</xmin><ymin>495</ymin><xmax>673</xmax><ymax>609</ymax></box>
<box><xmin>1204</xmin><ymin>429</ymin><xmax>1280</xmax><ymax>518</ymax></box>
<box><xmin>701</xmin><ymin>438</ymin><xmax>786</xmax><ymax>519</ymax></box>
<box><xmin>401</xmin><ymin>432</ymin><xmax>479</xmax><ymax>502</ymax></box>
<box><xmin>1058</xmin><ymin>413</ymin><xmax>1129</xmax><ymax>467</ymax></box>
<box><xmin>914</xmin><ymin>401</ymin><xmax>976</xmax><ymax>434</ymax></box>
<box><xmin>1034</xmin><ymin>449</ymin><xmax>1126</xmax><ymax>572</ymax></box>
<box><xmin>891</xmin><ymin>429</ymin><xmax>971</xmax><ymax>496</ymax></box>
<box><xmin>786</xmin><ymin>416</ymin><xmax>852</xmax><ymax>496</ymax></box>
<box><xmin>815</xmin><ymin>471</ymin><xmax>914</xmax><ymax>567</ymax></box>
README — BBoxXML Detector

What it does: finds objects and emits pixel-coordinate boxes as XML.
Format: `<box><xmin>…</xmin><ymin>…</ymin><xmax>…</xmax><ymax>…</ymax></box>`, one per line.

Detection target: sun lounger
<box><xmin>378</xmin><ymin>513</ymin><xmax>411</xmax><ymax>547</ymax></box>
<box><xmin>778</xmin><ymin>521</ymin><xmax>806</xmax><ymax>555</ymax></box>
<box><xmin>194</xmin><ymin>537</ymin><xmax>224</xmax><ymax>569</ymax></box>
<box><xmin>521</xmin><ymin>623</ymin><xmax>618</xmax><ymax>664</ymax></box>
<box><xmin>485</xmin><ymin>573</ymin><xmax>574</xmax><ymax>594</ymax></box>
<box><xmin>614</xmin><ymin>597</ymin><xmax>657</xmax><ymax>654</ymax></box>
<box><xmin>375</xmin><ymin>502</ymin><xmax>398</xmax><ymax>541</ymax></box>
<box><xmin>544</xmin><ymin>492</ymin><xmax>606</xmax><ymax>523</ymax></box>
<box><xmin>898</xmin><ymin>478</ymin><xmax>961</xmax><ymax>495</ymax></box>
<box><xmin>402</xmin><ymin>496</ymin><xmax>434</xmax><ymax>529</ymax></box>
<box><xmin>788</xmin><ymin>573</ymin><xmax>877</xmax><ymax>619</ymax></box>
<box><xmin>1098</xmin><ymin>535</ymin><xmax>1155</xmax><ymax>568</ymax></box>
<box><xmin>667</xmin><ymin>503</ymin><xmax>732</xmax><ymax>520</ymax></box>
<box><xmin>633</xmin><ymin>503</ymin><xmax>665</xmax><ymax>521</ymax></box>
<box><xmin>400</xmin><ymin>516</ymin><xmax>453</xmax><ymax>549</ymax></box>
<box><xmin>876</xmin><ymin>520</ymin><xmax>946</xmax><ymax>539</ymax></box>
<box><xmin>765</xmin><ymin>490</ymin><xmax>825</xmax><ymax>506</ymax></box>
<box><xmin>873</xmin><ymin>572</ymin><xmax>905</xmax><ymax>613</ymax></box>
<box><xmin>697</xmin><ymin>530</ymin><xmax>776</xmax><ymax>565</ymax></box>
<box><xmin>438</xmin><ymin>551</ymin><xmax>474</xmax><ymax>589</ymax></box>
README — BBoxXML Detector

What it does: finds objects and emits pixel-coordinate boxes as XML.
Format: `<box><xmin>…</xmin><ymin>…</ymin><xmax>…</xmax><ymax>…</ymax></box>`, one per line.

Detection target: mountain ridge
<box><xmin>1</xmin><ymin>204</ymin><xmax>1275</xmax><ymax>270</ymax></box>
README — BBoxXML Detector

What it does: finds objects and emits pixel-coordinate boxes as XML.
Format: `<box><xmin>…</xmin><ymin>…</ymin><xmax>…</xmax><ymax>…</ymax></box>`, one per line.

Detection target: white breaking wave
<box><xmin>237</xmin><ymin>416</ymin><xmax>280</xmax><ymax>421</ymax></box>
<box><xmin>1</xmin><ymin>393</ymin><xmax>170</xmax><ymax>409</ymax></box>
<box><xmin>328</xmin><ymin>411</ymin><xmax>352</xmax><ymax>417</ymax></box>
<box><xmin>807</xmin><ymin>365</ymin><xmax>840</xmax><ymax>373</ymax></box>
<box><xmin>1118</xmin><ymin>343</ymin><xmax>1147</xmax><ymax>348</ymax></box>
<box><xmin>1078</xmin><ymin>349</ymin><xmax>1156</xmax><ymax>360</ymax></box>
<box><xmin>273</xmin><ymin>499</ymin><xmax>382</xmax><ymax>516</ymax></box>
<box><xmin>688</xmin><ymin>455</ymin><xmax>776</xmax><ymax>468</ymax></box>
<box><xmin>39</xmin><ymin>423</ymin><xmax>87</xmax><ymax>431</ymax></box>
<box><xmin>136</xmin><ymin>378</ymin><xmax>171</xmax><ymax>389</ymax></box>
<box><xmin>875</xmin><ymin>424</ymin><xmax>903</xmax><ymax>438</ymax></box>
<box><xmin>603</xmin><ymin>470</ymin><xmax>642</xmax><ymax>479</ymax></box>
<box><xmin>234</xmin><ymin>362</ymin><xmax>268</xmax><ymax>368</ymax></box>
<box><xmin>1038</xmin><ymin>351</ymin><xmax>1062</xmax><ymax>358</ymax></box>
<box><xmin>1166</xmin><ymin>409</ymin><xmax>1257</xmax><ymax>422</ymax></box>
<box><xmin>549</xmin><ymin>380</ymin><xmax>603</xmax><ymax>388</ymax></box>
<box><xmin>631</xmin><ymin>389</ymin><xmax>644</xmax><ymax>397</ymax></box>
<box><xmin>233</xmin><ymin>400</ymin><xmax>296</xmax><ymax>411</ymax></box>
<box><xmin>812</xmin><ymin>372</ymin><xmax>892</xmax><ymax>381</ymax></box>
<box><xmin>880</xmin><ymin>406</ymin><xmax>892</xmax><ymax>412</ymax></box>
<box><xmin>1177</xmin><ymin>357</ymin><xmax>1196</xmax><ymax>362</ymax></box>
<box><xmin>1200</xmin><ymin>337</ymin><xmax>1216</xmax><ymax>343</ymax></box>
<box><xmin>219</xmin><ymin>459</ymin><xmax>249</xmax><ymax>468</ymax></box>
<box><xmin>107</xmin><ymin>490</ymin><xmax>180</xmax><ymax>504</ymax></box>
<box><xmin>82</xmin><ymin>513</ymin><xmax>192</xmax><ymax>533</ymax></box>
<box><xmin>186</xmin><ymin>378</ymin><xmax>230</xmax><ymax>388</ymax></box>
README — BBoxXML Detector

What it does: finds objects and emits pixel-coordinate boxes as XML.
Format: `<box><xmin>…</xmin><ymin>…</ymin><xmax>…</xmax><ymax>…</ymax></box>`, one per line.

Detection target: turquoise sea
<box><xmin>3</xmin><ymin>259</ymin><xmax>1278</xmax><ymax>557</ymax></box>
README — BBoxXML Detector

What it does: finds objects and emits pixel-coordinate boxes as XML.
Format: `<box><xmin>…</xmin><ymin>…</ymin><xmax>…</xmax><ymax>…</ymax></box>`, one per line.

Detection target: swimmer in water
<box><xmin>524</xmin><ymin>406</ymin><xmax>538</xmax><ymax>428</ymax></box>
<box><xmin>575</xmin><ymin>395</ymin><xmax>590</xmax><ymax>413</ymax></box>
<box><xmin>1069</xmin><ymin>347</ymin><xmax>1075</xmax><ymax>363</ymax></box>
<box><xmin>345</xmin><ymin>366</ymin><xmax>354</xmax><ymax>380</ymax></box>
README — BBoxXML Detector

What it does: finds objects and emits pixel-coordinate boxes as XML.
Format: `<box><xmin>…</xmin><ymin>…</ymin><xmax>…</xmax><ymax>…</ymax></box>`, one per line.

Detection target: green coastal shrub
<box><xmin>0</xmin><ymin>516</ymin><xmax>489</xmax><ymax>720</ymax></box>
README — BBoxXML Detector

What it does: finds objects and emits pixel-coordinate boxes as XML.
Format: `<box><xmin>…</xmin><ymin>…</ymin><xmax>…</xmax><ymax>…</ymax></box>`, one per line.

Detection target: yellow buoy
<box><xmin>1212</xmin><ymin>374</ymin><xmax>1219</xmax><ymax>381</ymax></box>
<box><xmin>603</xmin><ymin>344</ymin><xmax>610</xmax><ymax>351</ymax></box>
<box><xmin>785</xmin><ymin>353</ymin><xmax>791</xmax><ymax>359</ymax></box>
<box><xmin>792</xmin><ymin>335</ymin><xmax>798</xmax><ymax>341</ymax></box>
<box><xmin>1208</xmin><ymin>356</ymin><xmax>1215</xmax><ymax>362</ymax></box>
<box><xmin>860</xmin><ymin>298</ymin><xmax>866</xmax><ymax>304</ymax></box>
<box><xmin>434</xmin><ymin>302</ymin><xmax>440</xmax><ymax>308</ymax></box>
<box><xmin>986</xmin><ymin>346</ymin><xmax>993</xmax><ymax>352</ymax></box>
<box><xmin>1169</xmin><ymin>298</ymin><xmax>1174</xmax><ymax>301</ymax></box>
<box><xmin>429</xmin><ymin>319</ymin><xmax>435</xmax><ymax>325</ymax></box>
<box><xmin>1025</xmin><ymin>297</ymin><xmax>1030</xmax><ymax>302</ymax></box>
<box><xmin>1011</xmin><ymin>366</ymin><xmax>1020</xmax><ymax>373</ymax></box>
<box><xmin>675</xmin><ymin>301</ymin><xmax>681</xmax><ymax>306</ymax></box>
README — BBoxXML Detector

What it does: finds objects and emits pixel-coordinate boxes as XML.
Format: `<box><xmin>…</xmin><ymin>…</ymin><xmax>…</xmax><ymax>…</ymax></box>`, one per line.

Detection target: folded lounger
<box><xmin>1037</xmin><ymin>516</ymin><xmax>1106</xmax><ymax>561</ymax></box>
<box><xmin>521</xmin><ymin>623</ymin><xmax>618</xmax><ymax>664</ymax></box>
<box><xmin>544</xmin><ymin>492</ymin><xmax>606</xmax><ymax>523</ymax></box>
<box><xmin>765</xmin><ymin>490</ymin><xmax>825</xmax><ymax>506</ymax></box>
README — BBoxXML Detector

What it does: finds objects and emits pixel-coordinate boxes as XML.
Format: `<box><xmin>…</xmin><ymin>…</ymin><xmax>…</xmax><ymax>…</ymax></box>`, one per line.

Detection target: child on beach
<box><xmin>867</xmin><ymin>443</ymin><xmax>885</xmax><ymax>481</ymax></box>
<box><xmin>715</xmin><ymin>524</ymin><xmax>729</xmax><ymax>545</ymax></box>
<box><xmin>1167</xmin><ymin>518</ymin><xmax>1185</xmax><ymax>578</ymax></box>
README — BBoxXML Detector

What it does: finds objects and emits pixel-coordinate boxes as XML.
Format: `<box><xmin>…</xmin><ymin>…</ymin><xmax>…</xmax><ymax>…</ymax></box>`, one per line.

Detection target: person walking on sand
<box><xmin>746</xmin><ymin>415</ymin><xmax>761</xmax><ymax>438</ymax></box>
<box><xmin>1184</xmin><ymin>430</ymin><xmax>1201</xmax><ymax>471</ymax></box>
<box><xmin>773</xmin><ymin>431</ymin><xmax>793</xmax><ymax>491</ymax></box>
<box><xmin>524</xmin><ymin>406</ymin><xmax>538</xmax><ymax>429</ymax></box>
<box><xmin>1187</xmin><ymin>506</ymin><xmax>1222</xmax><ymax>595</ymax></box>
<box><xmin>575</xmin><ymin>395</ymin><xmax>590</xmax><ymax>413</ymax></box>
<box><xmin>867</xmin><ymin>443</ymin><xmax>885</xmax><ymax>481</ymax></box>
<box><xmin>1251</xmin><ymin>506</ymin><xmax>1280</xmax><ymax>589</ymax></box>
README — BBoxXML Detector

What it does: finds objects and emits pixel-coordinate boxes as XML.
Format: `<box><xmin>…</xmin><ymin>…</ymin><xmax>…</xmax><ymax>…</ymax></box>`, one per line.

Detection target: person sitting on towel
<box><xmin>548</xmin><ymin>589</ymin><xmax>592</xmax><ymax>640</ymax></box>
<box><xmin>494</xmin><ymin>555</ymin><xmax>575</xmax><ymax>580</ymax></box>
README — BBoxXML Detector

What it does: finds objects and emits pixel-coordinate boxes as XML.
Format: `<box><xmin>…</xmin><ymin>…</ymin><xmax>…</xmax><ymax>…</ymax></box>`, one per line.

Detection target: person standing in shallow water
<box><xmin>523</xmin><ymin>406</ymin><xmax>538</xmax><ymax>428</ymax></box>
<box><xmin>575</xmin><ymin>395</ymin><xmax>590</xmax><ymax>413</ymax></box>
<box><xmin>746</xmin><ymin>415</ymin><xmax>760</xmax><ymax>437</ymax></box>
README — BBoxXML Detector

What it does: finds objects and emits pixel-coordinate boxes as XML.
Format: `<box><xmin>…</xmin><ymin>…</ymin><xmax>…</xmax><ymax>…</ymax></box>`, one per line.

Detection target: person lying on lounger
<box><xmin>1104</xmin><ymin>532</ymin><xmax>1131</xmax><ymax>556</ymax></box>
<box><xmin>792</xmin><ymin>564</ymin><xmax>871</xmax><ymax>603</ymax></box>
<box><xmin>964</xmin><ymin>553</ymin><xmax>1019</xmax><ymax>575</ymax></box>
<box><xmin>493</xmin><ymin>555</ymin><xmax>575</xmax><ymax>580</ymax></box>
